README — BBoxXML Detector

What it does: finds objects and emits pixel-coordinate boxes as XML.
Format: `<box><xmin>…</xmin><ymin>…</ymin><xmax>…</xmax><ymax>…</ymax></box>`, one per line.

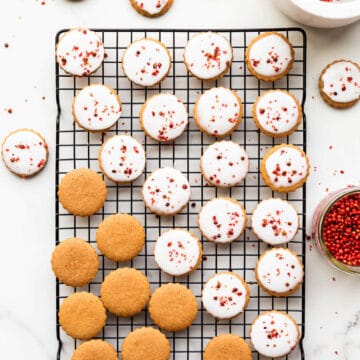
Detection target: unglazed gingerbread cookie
<box><xmin>98</xmin><ymin>135</ymin><xmax>145</xmax><ymax>183</ymax></box>
<box><xmin>319</xmin><ymin>59</ymin><xmax>360</xmax><ymax>108</ymax></box>
<box><xmin>142</xmin><ymin>167</ymin><xmax>191</xmax><ymax>215</ymax></box>
<box><xmin>183</xmin><ymin>32</ymin><xmax>233</xmax><ymax>81</ymax></box>
<box><xmin>200</xmin><ymin>141</ymin><xmax>249</xmax><ymax>188</ymax></box>
<box><xmin>71</xmin><ymin>340</ymin><xmax>118</xmax><ymax>360</ymax></box>
<box><xmin>255</xmin><ymin>248</ymin><xmax>304</xmax><ymax>297</ymax></box>
<box><xmin>252</xmin><ymin>90</ymin><xmax>302</xmax><ymax>137</ymax></box>
<box><xmin>149</xmin><ymin>283</ymin><xmax>198</xmax><ymax>332</ymax></box>
<box><xmin>202</xmin><ymin>272</ymin><xmax>250</xmax><ymax>320</ymax></box>
<box><xmin>154</xmin><ymin>229</ymin><xmax>202</xmax><ymax>276</ymax></box>
<box><xmin>59</xmin><ymin>292</ymin><xmax>106</xmax><ymax>340</ymax></box>
<box><xmin>1</xmin><ymin>129</ymin><xmax>48</xmax><ymax>178</ymax></box>
<box><xmin>56</xmin><ymin>28</ymin><xmax>104</xmax><ymax>77</ymax></box>
<box><xmin>72</xmin><ymin>84</ymin><xmax>122</xmax><ymax>132</ymax></box>
<box><xmin>58</xmin><ymin>168</ymin><xmax>107</xmax><ymax>216</ymax></box>
<box><xmin>139</xmin><ymin>93</ymin><xmax>188</xmax><ymax>142</ymax></box>
<box><xmin>260</xmin><ymin>144</ymin><xmax>310</xmax><ymax>193</ymax></box>
<box><xmin>129</xmin><ymin>0</ymin><xmax>174</xmax><ymax>17</ymax></box>
<box><xmin>250</xmin><ymin>310</ymin><xmax>300</xmax><ymax>358</ymax></box>
<box><xmin>251</xmin><ymin>198</ymin><xmax>299</xmax><ymax>245</ymax></box>
<box><xmin>246</xmin><ymin>32</ymin><xmax>294</xmax><ymax>82</ymax></box>
<box><xmin>198</xmin><ymin>197</ymin><xmax>246</xmax><ymax>243</ymax></box>
<box><xmin>194</xmin><ymin>87</ymin><xmax>243</xmax><ymax>137</ymax></box>
<box><xmin>122</xmin><ymin>38</ymin><xmax>171</xmax><ymax>87</ymax></box>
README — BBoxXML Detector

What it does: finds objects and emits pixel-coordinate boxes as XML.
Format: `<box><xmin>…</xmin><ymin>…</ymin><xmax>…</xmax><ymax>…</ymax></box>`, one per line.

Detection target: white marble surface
<box><xmin>0</xmin><ymin>0</ymin><xmax>359</xmax><ymax>359</ymax></box>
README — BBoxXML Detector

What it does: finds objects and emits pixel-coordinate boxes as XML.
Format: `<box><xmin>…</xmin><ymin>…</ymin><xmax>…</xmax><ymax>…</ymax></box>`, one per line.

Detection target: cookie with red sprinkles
<box><xmin>129</xmin><ymin>0</ymin><xmax>174</xmax><ymax>17</ymax></box>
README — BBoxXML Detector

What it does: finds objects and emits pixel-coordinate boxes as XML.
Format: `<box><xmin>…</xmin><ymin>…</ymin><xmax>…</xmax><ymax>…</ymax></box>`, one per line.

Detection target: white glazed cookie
<box><xmin>130</xmin><ymin>0</ymin><xmax>174</xmax><ymax>17</ymax></box>
<box><xmin>194</xmin><ymin>87</ymin><xmax>243</xmax><ymax>137</ymax></box>
<box><xmin>142</xmin><ymin>167</ymin><xmax>191</xmax><ymax>215</ymax></box>
<box><xmin>154</xmin><ymin>229</ymin><xmax>202</xmax><ymax>276</ymax></box>
<box><xmin>140</xmin><ymin>93</ymin><xmax>188</xmax><ymax>142</ymax></box>
<box><xmin>246</xmin><ymin>32</ymin><xmax>294</xmax><ymax>82</ymax></box>
<box><xmin>250</xmin><ymin>311</ymin><xmax>300</xmax><ymax>358</ymax></box>
<box><xmin>202</xmin><ymin>272</ymin><xmax>250</xmax><ymax>320</ymax></box>
<box><xmin>72</xmin><ymin>84</ymin><xmax>122</xmax><ymax>132</ymax></box>
<box><xmin>99</xmin><ymin>135</ymin><xmax>145</xmax><ymax>183</ymax></box>
<box><xmin>1</xmin><ymin>129</ymin><xmax>48</xmax><ymax>177</ymax></box>
<box><xmin>183</xmin><ymin>32</ymin><xmax>233</xmax><ymax>81</ymax></box>
<box><xmin>251</xmin><ymin>198</ymin><xmax>299</xmax><ymax>245</ymax></box>
<box><xmin>252</xmin><ymin>90</ymin><xmax>302</xmax><ymax>137</ymax></box>
<box><xmin>200</xmin><ymin>141</ymin><xmax>249</xmax><ymax>188</ymax></box>
<box><xmin>122</xmin><ymin>38</ymin><xmax>171</xmax><ymax>87</ymax></box>
<box><xmin>198</xmin><ymin>198</ymin><xmax>246</xmax><ymax>243</ymax></box>
<box><xmin>56</xmin><ymin>28</ymin><xmax>105</xmax><ymax>77</ymax></box>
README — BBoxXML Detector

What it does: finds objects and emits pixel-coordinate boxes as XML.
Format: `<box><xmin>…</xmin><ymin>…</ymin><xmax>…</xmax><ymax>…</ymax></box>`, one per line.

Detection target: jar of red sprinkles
<box><xmin>312</xmin><ymin>186</ymin><xmax>360</xmax><ymax>274</ymax></box>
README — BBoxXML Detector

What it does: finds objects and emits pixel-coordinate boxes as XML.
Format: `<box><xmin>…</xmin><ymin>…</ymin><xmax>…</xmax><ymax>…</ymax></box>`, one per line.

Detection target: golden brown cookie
<box><xmin>122</xmin><ymin>327</ymin><xmax>170</xmax><ymax>360</ymax></box>
<box><xmin>129</xmin><ymin>0</ymin><xmax>174</xmax><ymax>18</ymax></box>
<box><xmin>58</xmin><ymin>168</ymin><xmax>107</xmax><ymax>216</ymax></box>
<box><xmin>59</xmin><ymin>292</ymin><xmax>106</xmax><ymax>340</ymax></box>
<box><xmin>149</xmin><ymin>283</ymin><xmax>198</xmax><ymax>332</ymax></box>
<box><xmin>204</xmin><ymin>334</ymin><xmax>252</xmax><ymax>360</ymax></box>
<box><xmin>71</xmin><ymin>340</ymin><xmax>118</xmax><ymax>360</ymax></box>
<box><xmin>100</xmin><ymin>268</ymin><xmax>150</xmax><ymax>317</ymax></box>
<box><xmin>96</xmin><ymin>214</ymin><xmax>145</xmax><ymax>262</ymax></box>
<box><xmin>51</xmin><ymin>238</ymin><xmax>99</xmax><ymax>287</ymax></box>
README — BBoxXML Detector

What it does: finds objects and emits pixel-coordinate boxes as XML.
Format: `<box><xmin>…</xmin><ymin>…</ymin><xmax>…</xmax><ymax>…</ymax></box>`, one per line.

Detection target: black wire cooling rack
<box><xmin>55</xmin><ymin>28</ymin><xmax>307</xmax><ymax>360</ymax></box>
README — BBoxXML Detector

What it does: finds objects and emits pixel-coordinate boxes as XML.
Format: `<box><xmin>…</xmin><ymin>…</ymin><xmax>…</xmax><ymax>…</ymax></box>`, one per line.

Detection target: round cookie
<box><xmin>252</xmin><ymin>90</ymin><xmax>302</xmax><ymax>137</ymax></box>
<box><xmin>142</xmin><ymin>167</ymin><xmax>191</xmax><ymax>215</ymax></box>
<box><xmin>251</xmin><ymin>198</ymin><xmax>299</xmax><ymax>245</ymax></box>
<box><xmin>200</xmin><ymin>141</ymin><xmax>249</xmax><ymax>188</ymax></box>
<box><xmin>204</xmin><ymin>334</ymin><xmax>252</xmax><ymax>360</ymax></box>
<box><xmin>154</xmin><ymin>229</ymin><xmax>202</xmax><ymax>276</ymax></box>
<box><xmin>51</xmin><ymin>238</ymin><xmax>99</xmax><ymax>287</ymax></box>
<box><xmin>194</xmin><ymin>87</ymin><xmax>243</xmax><ymax>137</ymax></box>
<box><xmin>260</xmin><ymin>144</ymin><xmax>310</xmax><ymax>193</ymax></box>
<box><xmin>139</xmin><ymin>93</ymin><xmax>188</xmax><ymax>142</ymax></box>
<box><xmin>255</xmin><ymin>247</ymin><xmax>304</xmax><ymax>297</ymax></box>
<box><xmin>98</xmin><ymin>135</ymin><xmax>146</xmax><ymax>183</ymax></box>
<box><xmin>96</xmin><ymin>213</ymin><xmax>145</xmax><ymax>262</ymax></box>
<box><xmin>149</xmin><ymin>283</ymin><xmax>198</xmax><ymax>332</ymax></box>
<box><xmin>58</xmin><ymin>168</ymin><xmax>107</xmax><ymax>216</ymax></box>
<box><xmin>56</xmin><ymin>28</ymin><xmax>105</xmax><ymax>77</ymax></box>
<box><xmin>59</xmin><ymin>292</ymin><xmax>106</xmax><ymax>340</ymax></box>
<box><xmin>198</xmin><ymin>197</ymin><xmax>247</xmax><ymax>243</ymax></box>
<box><xmin>122</xmin><ymin>38</ymin><xmax>172</xmax><ymax>87</ymax></box>
<box><xmin>1</xmin><ymin>128</ymin><xmax>48</xmax><ymax>178</ymax></box>
<box><xmin>183</xmin><ymin>32</ymin><xmax>233</xmax><ymax>81</ymax></box>
<box><xmin>129</xmin><ymin>0</ymin><xmax>174</xmax><ymax>17</ymax></box>
<box><xmin>100</xmin><ymin>268</ymin><xmax>150</xmax><ymax>317</ymax></box>
<box><xmin>250</xmin><ymin>310</ymin><xmax>300</xmax><ymax>358</ymax></box>
<box><xmin>319</xmin><ymin>59</ymin><xmax>360</xmax><ymax>108</ymax></box>
<box><xmin>72</xmin><ymin>84</ymin><xmax>122</xmax><ymax>132</ymax></box>
<box><xmin>202</xmin><ymin>272</ymin><xmax>250</xmax><ymax>320</ymax></box>
<box><xmin>122</xmin><ymin>327</ymin><xmax>170</xmax><ymax>360</ymax></box>
<box><xmin>245</xmin><ymin>32</ymin><xmax>295</xmax><ymax>82</ymax></box>
<box><xmin>71</xmin><ymin>340</ymin><xmax>118</xmax><ymax>360</ymax></box>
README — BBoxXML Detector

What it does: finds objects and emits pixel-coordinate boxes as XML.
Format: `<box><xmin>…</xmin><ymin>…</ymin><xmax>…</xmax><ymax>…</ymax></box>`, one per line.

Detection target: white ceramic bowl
<box><xmin>274</xmin><ymin>0</ymin><xmax>360</xmax><ymax>28</ymax></box>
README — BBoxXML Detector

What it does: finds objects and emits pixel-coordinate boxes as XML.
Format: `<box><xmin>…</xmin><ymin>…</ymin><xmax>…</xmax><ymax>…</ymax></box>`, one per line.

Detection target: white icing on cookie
<box><xmin>73</xmin><ymin>85</ymin><xmax>122</xmax><ymax>132</ymax></box>
<box><xmin>198</xmin><ymin>198</ymin><xmax>246</xmax><ymax>243</ymax></box>
<box><xmin>56</xmin><ymin>28</ymin><xmax>104</xmax><ymax>77</ymax></box>
<box><xmin>251</xmin><ymin>198</ymin><xmax>299</xmax><ymax>245</ymax></box>
<box><xmin>99</xmin><ymin>135</ymin><xmax>145</xmax><ymax>183</ymax></box>
<box><xmin>202</xmin><ymin>273</ymin><xmax>249</xmax><ymax>319</ymax></box>
<box><xmin>184</xmin><ymin>32</ymin><xmax>232</xmax><ymax>80</ymax></box>
<box><xmin>195</xmin><ymin>87</ymin><xmax>242</xmax><ymax>137</ymax></box>
<box><xmin>1</xmin><ymin>129</ymin><xmax>48</xmax><ymax>177</ymax></box>
<box><xmin>135</xmin><ymin>0</ymin><xmax>169</xmax><ymax>15</ymax></box>
<box><xmin>122</xmin><ymin>38</ymin><xmax>171</xmax><ymax>87</ymax></box>
<box><xmin>201</xmin><ymin>141</ymin><xmax>249</xmax><ymax>187</ymax></box>
<box><xmin>256</xmin><ymin>248</ymin><xmax>303</xmax><ymax>295</ymax></box>
<box><xmin>141</xmin><ymin>94</ymin><xmax>188</xmax><ymax>142</ymax></box>
<box><xmin>248</xmin><ymin>33</ymin><xmax>293</xmax><ymax>78</ymax></box>
<box><xmin>321</xmin><ymin>60</ymin><xmax>360</xmax><ymax>103</ymax></box>
<box><xmin>255</xmin><ymin>91</ymin><xmax>300</xmax><ymax>135</ymax></box>
<box><xmin>251</xmin><ymin>311</ymin><xmax>300</xmax><ymax>358</ymax></box>
<box><xmin>154</xmin><ymin>229</ymin><xmax>201</xmax><ymax>276</ymax></box>
<box><xmin>142</xmin><ymin>167</ymin><xmax>191</xmax><ymax>215</ymax></box>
